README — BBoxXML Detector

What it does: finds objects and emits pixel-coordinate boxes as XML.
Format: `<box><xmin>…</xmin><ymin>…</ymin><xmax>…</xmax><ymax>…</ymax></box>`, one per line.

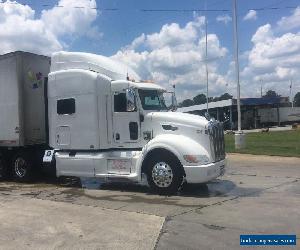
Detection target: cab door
<box><xmin>112</xmin><ymin>89</ymin><xmax>140</xmax><ymax>145</ymax></box>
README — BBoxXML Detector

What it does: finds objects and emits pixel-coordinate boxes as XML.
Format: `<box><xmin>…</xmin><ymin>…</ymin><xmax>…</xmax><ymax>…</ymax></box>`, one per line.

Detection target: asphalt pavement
<box><xmin>0</xmin><ymin>153</ymin><xmax>299</xmax><ymax>249</ymax></box>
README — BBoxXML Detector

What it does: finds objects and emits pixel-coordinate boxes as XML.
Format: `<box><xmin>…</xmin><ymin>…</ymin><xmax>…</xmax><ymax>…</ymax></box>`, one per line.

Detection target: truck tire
<box><xmin>146</xmin><ymin>155</ymin><xmax>183</xmax><ymax>195</ymax></box>
<box><xmin>0</xmin><ymin>157</ymin><xmax>9</xmax><ymax>180</ymax></box>
<box><xmin>12</xmin><ymin>152</ymin><xmax>34</xmax><ymax>182</ymax></box>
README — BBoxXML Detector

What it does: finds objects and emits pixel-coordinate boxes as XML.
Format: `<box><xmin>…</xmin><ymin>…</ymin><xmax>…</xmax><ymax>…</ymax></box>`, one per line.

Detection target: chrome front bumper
<box><xmin>183</xmin><ymin>158</ymin><xmax>226</xmax><ymax>183</ymax></box>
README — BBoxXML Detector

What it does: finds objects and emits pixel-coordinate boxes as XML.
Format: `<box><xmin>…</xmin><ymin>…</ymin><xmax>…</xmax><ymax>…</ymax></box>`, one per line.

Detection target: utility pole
<box><xmin>205</xmin><ymin>3</ymin><xmax>209</xmax><ymax>116</ymax></box>
<box><xmin>232</xmin><ymin>0</ymin><xmax>245</xmax><ymax>149</ymax></box>
<box><xmin>260</xmin><ymin>80</ymin><xmax>263</xmax><ymax>97</ymax></box>
<box><xmin>290</xmin><ymin>79</ymin><xmax>294</xmax><ymax>108</ymax></box>
<box><xmin>233</xmin><ymin>0</ymin><xmax>241</xmax><ymax>131</ymax></box>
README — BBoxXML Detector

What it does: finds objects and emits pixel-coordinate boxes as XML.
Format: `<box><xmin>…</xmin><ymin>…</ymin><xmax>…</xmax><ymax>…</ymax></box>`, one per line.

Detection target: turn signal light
<box><xmin>183</xmin><ymin>155</ymin><xmax>210</xmax><ymax>164</ymax></box>
<box><xmin>183</xmin><ymin>155</ymin><xmax>198</xmax><ymax>163</ymax></box>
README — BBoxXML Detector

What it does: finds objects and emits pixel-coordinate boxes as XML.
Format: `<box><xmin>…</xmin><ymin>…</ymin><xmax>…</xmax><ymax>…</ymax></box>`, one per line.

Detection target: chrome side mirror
<box><xmin>126</xmin><ymin>88</ymin><xmax>136</xmax><ymax>112</ymax></box>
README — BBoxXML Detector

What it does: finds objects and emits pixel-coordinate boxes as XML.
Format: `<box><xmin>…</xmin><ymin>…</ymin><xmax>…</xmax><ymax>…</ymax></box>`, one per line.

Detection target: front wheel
<box><xmin>146</xmin><ymin>155</ymin><xmax>183</xmax><ymax>195</ymax></box>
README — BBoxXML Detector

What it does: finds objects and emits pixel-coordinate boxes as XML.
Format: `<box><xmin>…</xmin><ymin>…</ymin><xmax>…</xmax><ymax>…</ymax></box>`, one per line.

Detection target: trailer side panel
<box><xmin>0</xmin><ymin>53</ymin><xmax>21</xmax><ymax>147</ymax></box>
<box><xmin>0</xmin><ymin>52</ymin><xmax>50</xmax><ymax>147</ymax></box>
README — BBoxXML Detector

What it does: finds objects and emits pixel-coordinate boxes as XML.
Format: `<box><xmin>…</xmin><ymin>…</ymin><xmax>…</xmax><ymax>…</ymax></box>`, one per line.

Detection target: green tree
<box><xmin>208</xmin><ymin>97</ymin><xmax>214</xmax><ymax>103</ymax></box>
<box><xmin>213</xmin><ymin>97</ymin><xmax>220</xmax><ymax>102</ymax></box>
<box><xmin>179</xmin><ymin>99</ymin><xmax>194</xmax><ymax>107</ymax></box>
<box><xmin>294</xmin><ymin>92</ymin><xmax>300</xmax><ymax>107</ymax></box>
<box><xmin>218</xmin><ymin>92</ymin><xmax>233</xmax><ymax>101</ymax></box>
<box><xmin>193</xmin><ymin>94</ymin><xmax>207</xmax><ymax>105</ymax></box>
<box><xmin>263</xmin><ymin>90</ymin><xmax>280</xmax><ymax>98</ymax></box>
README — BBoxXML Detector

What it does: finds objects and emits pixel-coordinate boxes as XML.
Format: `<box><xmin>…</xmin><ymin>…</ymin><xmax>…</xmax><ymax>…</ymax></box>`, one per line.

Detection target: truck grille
<box><xmin>209</xmin><ymin>122</ymin><xmax>225</xmax><ymax>162</ymax></box>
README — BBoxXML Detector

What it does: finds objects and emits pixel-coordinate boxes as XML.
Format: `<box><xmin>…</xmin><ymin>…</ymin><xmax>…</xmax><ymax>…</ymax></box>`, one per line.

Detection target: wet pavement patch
<box><xmin>202</xmin><ymin>224</ymin><xmax>226</xmax><ymax>231</ymax></box>
<box><xmin>59</xmin><ymin>188</ymin><xmax>204</xmax><ymax>208</ymax></box>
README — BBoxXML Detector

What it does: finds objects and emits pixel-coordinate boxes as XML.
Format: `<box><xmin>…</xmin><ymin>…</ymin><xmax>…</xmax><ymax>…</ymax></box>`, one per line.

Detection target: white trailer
<box><xmin>43</xmin><ymin>52</ymin><xmax>226</xmax><ymax>194</ymax></box>
<box><xmin>258</xmin><ymin>107</ymin><xmax>300</xmax><ymax>125</ymax></box>
<box><xmin>0</xmin><ymin>51</ymin><xmax>50</xmax><ymax>180</ymax></box>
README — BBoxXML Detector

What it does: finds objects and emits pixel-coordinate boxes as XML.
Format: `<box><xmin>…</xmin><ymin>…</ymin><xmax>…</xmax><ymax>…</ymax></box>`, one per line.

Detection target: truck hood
<box><xmin>144</xmin><ymin>111</ymin><xmax>225</xmax><ymax>165</ymax></box>
<box><xmin>148</xmin><ymin>111</ymin><xmax>209</xmax><ymax>129</ymax></box>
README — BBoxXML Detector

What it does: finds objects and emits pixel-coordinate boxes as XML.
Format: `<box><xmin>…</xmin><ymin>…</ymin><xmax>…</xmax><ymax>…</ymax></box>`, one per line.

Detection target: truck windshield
<box><xmin>138</xmin><ymin>89</ymin><xmax>168</xmax><ymax>111</ymax></box>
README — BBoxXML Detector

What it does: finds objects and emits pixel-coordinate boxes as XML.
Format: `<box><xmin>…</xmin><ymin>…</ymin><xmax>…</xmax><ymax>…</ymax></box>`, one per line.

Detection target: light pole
<box><xmin>290</xmin><ymin>79</ymin><xmax>294</xmax><ymax>108</ymax></box>
<box><xmin>204</xmin><ymin>1</ymin><xmax>209</xmax><ymax>117</ymax></box>
<box><xmin>205</xmin><ymin>15</ymin><xmax>209</xmax><ymax>116</ymax></box>
<box><xmin>232</xmin><ymin>0</ymin><xmax>245</xmax><ymax>149</ymax></box>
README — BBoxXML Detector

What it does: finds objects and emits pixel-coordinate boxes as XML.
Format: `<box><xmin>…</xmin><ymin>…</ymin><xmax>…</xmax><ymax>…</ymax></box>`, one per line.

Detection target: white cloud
<box><xmin>0</xmin><ymin>0</ymin><xmax>99</xmax><ymax>55</ymax></box>
<box><xmin>216</xmin><ymin>14</ymin><xmax>232</xmax><ymax>25</ymax></box>
<box><xmin>277</xmin><ymin>7</ymin><xmax>300</xmax><ymax>31</ymax></box>
<box><xmin>241</xmin><ymin>15</ymin><xmax>300</xmax><ymax>97</ymax></box>
<box><xmin>112</xmin><ymin>16</ymin><xmax>228</xmax><ymax>101</ymax></box>
<box><xmin>243</xmin><ymin>10</ymin><xmax>257</xmax><ymax>21</ymax></box>
<box><xmin>244</xmin><ymin>28</ymin><xmax>300</xmax><ymax>77</ymax></box>
<box><xmin>146</xmin><ymin>17</ymin><xmax>205</xmax><ymax>49</ymax></box>
<box><xmin>85</xmin><ymin>27</ymin><xmax>103</xmax><ymax>41</ymax></box>
<box><xmin>41</xmin><ymin>0</ymin><xmax>97</xmax><ymax>37</ymax></box>
<box><xmin>126</xmin><ymin>34</ymin><xmax>146</xmax><ymax>50</ymax></box>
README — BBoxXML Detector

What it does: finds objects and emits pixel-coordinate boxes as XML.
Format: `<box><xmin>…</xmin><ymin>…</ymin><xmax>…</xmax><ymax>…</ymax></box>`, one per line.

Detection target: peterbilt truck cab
<box><xmin>44</xmin><ymin>51</ymin><xmax>226</xmax><ymax>194</ymax></box>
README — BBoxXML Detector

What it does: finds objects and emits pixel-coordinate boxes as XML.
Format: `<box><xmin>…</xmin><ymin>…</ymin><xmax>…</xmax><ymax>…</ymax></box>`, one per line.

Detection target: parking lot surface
<box><xmin>0</xmin><ymin>154</ymin><xmax>299</xmax><ymax>249</ymax></box>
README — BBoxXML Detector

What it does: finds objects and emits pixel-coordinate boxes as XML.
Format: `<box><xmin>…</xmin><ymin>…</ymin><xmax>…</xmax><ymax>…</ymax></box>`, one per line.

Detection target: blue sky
<box><xmin>33</xmin><ymin>0</ymin><xmax>298</xmax><ymax>55</ymax></box>
<box><xmin>1</xmin><ymin>0</ymin><xmax>300</xmax><ymax>100</ymax></box>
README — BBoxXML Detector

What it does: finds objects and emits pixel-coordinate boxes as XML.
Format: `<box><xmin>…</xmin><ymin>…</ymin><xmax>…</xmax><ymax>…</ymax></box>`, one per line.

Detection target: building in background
<box><xmin>178</xmin><ymin>97</ymin><xmax>300</xmax><ymax>130</ymax></box>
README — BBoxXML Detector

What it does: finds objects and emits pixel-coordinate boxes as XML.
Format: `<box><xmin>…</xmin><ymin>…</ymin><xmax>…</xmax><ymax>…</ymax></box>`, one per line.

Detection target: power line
<box><xmin>1</xmin><ymin>1</ymin><xmax>229</xmax><ymax>12</ymax></box>
<box><xmin>1</xmin><ymin>1</ymin><xmax>299</xmax><ymax>13</ymax></box>
<box><xmin>251</xmin><ymin>6</ymin><xmax>299</xmax><ymax>11</ymax></box>
<box><xmin>140</xmin><ymin>9</ymin><xmax>230</xmax><ymax>12</ymax></box>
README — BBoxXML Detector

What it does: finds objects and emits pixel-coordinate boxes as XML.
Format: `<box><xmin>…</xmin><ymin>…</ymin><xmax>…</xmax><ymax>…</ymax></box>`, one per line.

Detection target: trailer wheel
<box><xmin>12</xmin><ymin>152</ymin><xmax>34</xmax><ymax>182</ymax></box>
<box><xmin>146</xmin><ymin>154</ymin><xmax>183</xmax><ymax>195</ymax></box>
<box><xmin>0</xmin><ymin>157</ymin><xmax>9</xmax><ymax>180</ymax></box>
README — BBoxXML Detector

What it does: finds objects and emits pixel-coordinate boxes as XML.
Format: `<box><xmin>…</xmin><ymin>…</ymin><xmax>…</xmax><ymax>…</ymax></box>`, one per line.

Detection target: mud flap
<box><xmin>42</xmin><ymin>150</ymin><xmax>56</xmax><ymax>176</ymax></box>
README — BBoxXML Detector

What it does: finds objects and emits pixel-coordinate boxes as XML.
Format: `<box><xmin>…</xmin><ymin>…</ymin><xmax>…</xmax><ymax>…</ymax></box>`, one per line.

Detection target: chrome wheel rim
<box><xmin>152</xmin><ymin>162</ymin><xmax>173</xmax><ymax>188</ymax></box>
<box><xmin>14</xmin><ymin>158</ymin><xmax>27</xmax><ymax>178</ymax></box>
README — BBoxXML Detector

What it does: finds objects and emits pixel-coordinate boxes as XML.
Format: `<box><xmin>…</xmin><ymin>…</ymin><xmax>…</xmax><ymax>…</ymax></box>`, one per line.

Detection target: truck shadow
<box><xmin>49</xmin><ymin>179</ymin><xmax>265</xmax><ymax>210</ymax></box>
<box><xmin>0</xmin><ymin>176</ymin><xmax>265</xmax><ymax>202</ymax></box>
<box><xmin>58</xmin><ymin>177</ymin><xmax>264</xmax><ymax>199</ymax></box>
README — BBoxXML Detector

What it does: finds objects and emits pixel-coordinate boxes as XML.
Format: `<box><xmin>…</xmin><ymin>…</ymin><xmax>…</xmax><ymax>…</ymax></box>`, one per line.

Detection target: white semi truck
<box><xmin>0</xmin><ymin>51</ymin><xmax>226</xmax><ymax>194</ymax></box>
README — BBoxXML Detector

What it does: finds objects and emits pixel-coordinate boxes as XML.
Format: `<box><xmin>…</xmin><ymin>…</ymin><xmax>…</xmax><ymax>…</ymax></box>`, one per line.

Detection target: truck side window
<box><xmin>57</xmin><ymin>98</ymin><xmax>75</xmax><ymax>115</ymax></box>
<box><xmin>114</xmin><ymin>93</ymin><xmax>127</xmax><ymax>112</ymax></box>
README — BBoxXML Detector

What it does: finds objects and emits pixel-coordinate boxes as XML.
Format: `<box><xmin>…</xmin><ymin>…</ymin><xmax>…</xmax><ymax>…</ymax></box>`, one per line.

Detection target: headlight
<box><xmin>183</xmin><ymin>155</ymin><xmax>210</xmax><ymax>164</ymax></box>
